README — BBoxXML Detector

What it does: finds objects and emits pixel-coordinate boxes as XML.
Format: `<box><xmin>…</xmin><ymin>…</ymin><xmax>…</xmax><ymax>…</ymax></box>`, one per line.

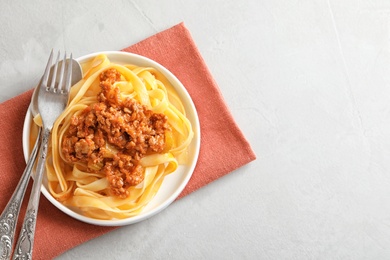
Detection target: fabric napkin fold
<box><xmin>0</xmin><ymin>22</ymin><xmax>256</xmax><ymax>259</ymax></box>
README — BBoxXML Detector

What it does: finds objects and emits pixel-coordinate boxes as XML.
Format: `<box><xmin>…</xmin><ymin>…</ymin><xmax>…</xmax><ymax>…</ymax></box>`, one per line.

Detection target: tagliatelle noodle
<box><xmin>31</xmin><ymin>54</ymin><xmax>193</xmax><ymax>220</ymax></box>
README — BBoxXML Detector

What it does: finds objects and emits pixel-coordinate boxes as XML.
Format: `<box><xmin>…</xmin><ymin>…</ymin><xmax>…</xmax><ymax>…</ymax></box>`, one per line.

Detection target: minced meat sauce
<box><xmin>62</xmin><ymin>69</ymin><xmax>171</xmax><ymax>198</ymax></box>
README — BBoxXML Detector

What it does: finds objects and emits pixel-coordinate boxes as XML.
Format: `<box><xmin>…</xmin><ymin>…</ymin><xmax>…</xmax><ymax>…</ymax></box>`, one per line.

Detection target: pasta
<box><xmin>31</xmin><ymin>54</ymin><xmax>193</xmax><ymax>220</ymax></box>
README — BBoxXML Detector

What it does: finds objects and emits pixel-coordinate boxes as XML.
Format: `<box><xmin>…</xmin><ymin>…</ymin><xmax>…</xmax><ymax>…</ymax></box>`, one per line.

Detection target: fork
<box><xmin>9</xmin><ymin>50</ymin><xmax>72</xmax><ymax>260</ymax></box>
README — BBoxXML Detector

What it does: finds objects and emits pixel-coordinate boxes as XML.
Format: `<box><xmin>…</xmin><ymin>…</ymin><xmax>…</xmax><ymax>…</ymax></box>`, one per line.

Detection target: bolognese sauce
<box><xmin>62</xmin><ymin>68</ymin><xmax>171</xmax><ymax>198</ymax></box>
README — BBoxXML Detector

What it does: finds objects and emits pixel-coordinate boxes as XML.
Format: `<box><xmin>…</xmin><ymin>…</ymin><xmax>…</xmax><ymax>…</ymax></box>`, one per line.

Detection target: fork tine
<box><xmin>64</xmin><ymin>53</ymin><xmax>73</xmax><ymax>94</ymax></box>
<box><xmin>57</xmin><ymin>52</ymin><xmax>66</xmax><ymax>93</ymax></box>
<box><xmin>49</xmin><ymin>51</ymin><xmax>61</xmax><ymax>91</ymax></box>
<box><xmin>41</xmin><ymin>49</ymin><xmax>54</xmax><ymax>88</ymax></box>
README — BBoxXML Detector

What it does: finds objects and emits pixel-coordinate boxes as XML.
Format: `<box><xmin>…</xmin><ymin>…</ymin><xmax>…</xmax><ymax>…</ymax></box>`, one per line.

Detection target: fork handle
<box><xmin>0</xmin><ymin>128</ymin><xmax>41</xmax><ymax>260</ymax></box>
<box><xmin>12</xmin><ymin>129</ymin><xmax>50</xmax><ymax>260</ymax></box>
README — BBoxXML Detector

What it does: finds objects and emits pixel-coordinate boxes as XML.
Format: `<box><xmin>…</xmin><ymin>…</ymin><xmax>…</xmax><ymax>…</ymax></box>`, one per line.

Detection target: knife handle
<box><xmin>0</xmin><ymin>128</ymin><xmax>41</xmax><ymax>260</ymax></box>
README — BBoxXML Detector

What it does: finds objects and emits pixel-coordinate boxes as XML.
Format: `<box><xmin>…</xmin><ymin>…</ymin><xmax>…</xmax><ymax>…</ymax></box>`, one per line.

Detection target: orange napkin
<box><xmin>0</xmin><ymin>22</ymin><xmax>256</xmax><ymax>259</ymax></box>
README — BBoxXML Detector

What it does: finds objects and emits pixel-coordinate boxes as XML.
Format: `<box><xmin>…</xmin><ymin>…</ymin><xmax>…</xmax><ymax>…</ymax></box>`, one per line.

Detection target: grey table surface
<box><xmin>2</xmin><ymin>0</ymin><xmax>390</xmax><ymax>259</ymax></box>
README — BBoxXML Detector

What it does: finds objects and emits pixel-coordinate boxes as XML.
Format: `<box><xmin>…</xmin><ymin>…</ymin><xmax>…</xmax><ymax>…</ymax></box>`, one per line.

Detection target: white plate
<box><xmin>22</xmin><ymin>51</ymin><xmax>200</xmax><ymax>226</ymax></box>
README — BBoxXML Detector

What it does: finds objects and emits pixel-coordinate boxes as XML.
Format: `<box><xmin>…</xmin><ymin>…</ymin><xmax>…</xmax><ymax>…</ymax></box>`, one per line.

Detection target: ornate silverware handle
<box><xmin>12</xmin><ymin>129</ymin><xmax>50</xmax><ymax>260</ymax></box>
<box><xmin>0</xmin><ymin>129</ymin><xmax>41</xmax><ymax>260</ymax></box>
